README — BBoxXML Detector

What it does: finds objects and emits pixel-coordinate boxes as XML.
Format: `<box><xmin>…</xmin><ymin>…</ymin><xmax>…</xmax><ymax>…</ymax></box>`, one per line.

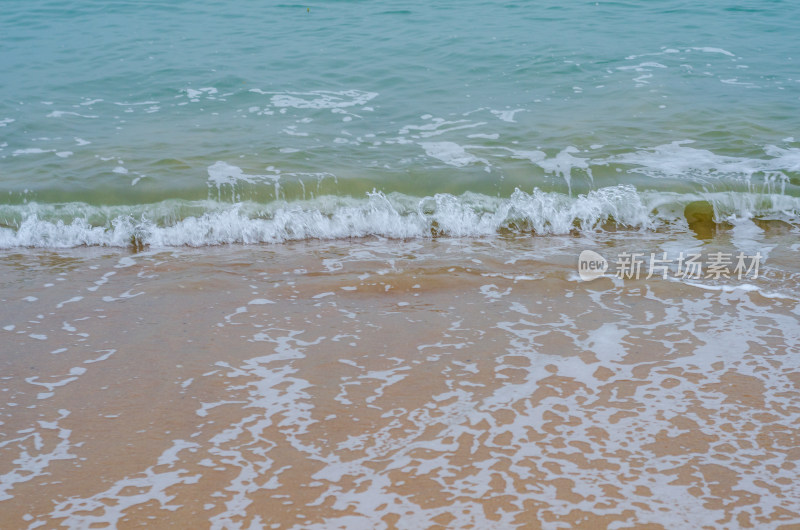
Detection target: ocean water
<box><xmin>2</xmin><ymin>0</ymin><xmax>800</xmax><ymax>247</ymax></box>
<box><xmin>4</xmin><ymin>4</ymin><xmax>800</xmax><ymax>528</ymax></box>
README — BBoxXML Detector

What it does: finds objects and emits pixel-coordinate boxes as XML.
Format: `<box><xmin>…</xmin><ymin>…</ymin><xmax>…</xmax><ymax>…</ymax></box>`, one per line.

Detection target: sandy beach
<box><xmin>1</xmin><ymin>233</ymin><xmax>798</xmax><ymax>528</ymax></box>
<box><xmin>3</xmin><ymin>0</ymin><xmax>800</xmax><ymax>528</ymax></box>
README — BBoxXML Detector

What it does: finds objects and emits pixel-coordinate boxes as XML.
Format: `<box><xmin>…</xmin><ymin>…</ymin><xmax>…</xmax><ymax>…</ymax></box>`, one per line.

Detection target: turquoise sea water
<box><xmin>1</xmin><ymin>0</ymin><xmax>799</xmax><ymax>246</ymax></box>
<box><xmin>4</xmin><ymin>5</ymin><xmax>800</xmax><ymax>526</ymax></box>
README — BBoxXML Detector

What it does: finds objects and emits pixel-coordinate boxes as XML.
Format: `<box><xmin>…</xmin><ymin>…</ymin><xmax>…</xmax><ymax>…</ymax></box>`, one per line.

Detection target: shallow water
<box><xmin>1</xmin><ymin>234</ymin><xmax>799</xmax><ymax>528</ymax></box>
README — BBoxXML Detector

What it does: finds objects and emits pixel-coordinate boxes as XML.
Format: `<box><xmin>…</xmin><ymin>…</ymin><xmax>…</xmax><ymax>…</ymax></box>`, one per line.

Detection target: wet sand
<box><xmin>1</xmin><ymin>234</ymin><xmax>799</xmax><ymax>529</ymax></box>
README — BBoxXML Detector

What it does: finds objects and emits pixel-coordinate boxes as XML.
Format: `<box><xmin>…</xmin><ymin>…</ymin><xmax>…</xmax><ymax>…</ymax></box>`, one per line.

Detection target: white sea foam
<box><xmin>0</xmin><ymin>410</ymin><xmax>75</xmax><ymax>501</ymax></box>
<box><xmin>400</xmin><ymin>118</ymin><xmax>484</xmax><ymax>138</ymax></box>
<box><xmin>206</xmin><ymin>162</ymin><xmax>279</xmax><ymax>187</ymax></box>
<box><xmin>84</xmin><ymin>349</ymin><xmax>117</xmax><ymax>364</ymax></box>
<box><xmin>616</xmin><ymin>62</ymin><xmax>668</xmax><ymax>72</ymax></box>
<box><xmin>48</xmin><ymin>440</ymin><xmax>201</xmax><ymax>527</ymax></box>
<box><xmin>113</xmin><ymin>101</ymin><xmax>159</xmax><ymax>106</ymax></box>
<box><xmin>419</xmin><ymin>141</ymin><xmax>488</xmax><ymax>169</ymax></box>
<box><xmin>490</xmin><ymin>109</ymin><xmax>525</xmax><ymax>122</ymax></box>
<box><xmin>0</xmin><ymin>187</ymin><xmax>797</xmax><ymax>248</ymax></box>
<box><xmin>12</xmin><ymin>148</ymin><xmax>54</xmax><ymax>156</ymax></box>
<box><xmin>248</xmin><ymin>299</ymin><xmax>275</xmax><ymax>305</ymax></box>
<box><xmin>688</xmin><ymin>46</ymin><xmax>735</xmax><ymax>57</ymax></box>
<box><xmin>625</xmin><ymin>48</ymin><xmax>680</xmax><ymax>60</ymax></box>
<box><xmin>184</xmin><ymin>87</ymin><xmax>217</xmax><ymax>100</ymax></box>
<box><xmin>268</xmin><ymin>90</ymin><xmax>377</xmax><ymax>110</ymax></box>
<box><xmin>46</xmin><ymin>111</ymin><xmax>98</xmax><ymax>119</ymax></box>
<box><xmin>604</xmin><ymin>141</ymin><xmax>799</xmax><ymax>183</ymax></box>
<box><xmin>537</xmin><ymin>146</ymin><xmax>593</xmax><ymax>191</ymax></box>
<box><xmin>207</xmin><ymin>162</ymin><xmax>281</xmax><ymax>200</ymax></box>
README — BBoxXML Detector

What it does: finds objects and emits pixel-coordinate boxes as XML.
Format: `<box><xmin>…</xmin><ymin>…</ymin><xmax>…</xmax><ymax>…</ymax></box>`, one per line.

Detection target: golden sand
<box><xmin>1</xmin><ymin>237</ymin><xmax>799</xmax><ymax>528</ymax></box>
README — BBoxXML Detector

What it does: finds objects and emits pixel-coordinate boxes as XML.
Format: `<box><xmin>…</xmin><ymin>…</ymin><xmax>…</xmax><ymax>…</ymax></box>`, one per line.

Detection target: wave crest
<box><xmin>0</xmin><ymin>186</ymin><xmax>798</xmax><ymax>248</ymax></box>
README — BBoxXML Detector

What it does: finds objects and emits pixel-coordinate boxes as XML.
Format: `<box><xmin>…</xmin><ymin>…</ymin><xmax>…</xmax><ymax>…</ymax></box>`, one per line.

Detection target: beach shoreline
<box><xmin>1</xmin><ymin>236</ymin><xmax>798</xmax><ymax>528</ymax></box>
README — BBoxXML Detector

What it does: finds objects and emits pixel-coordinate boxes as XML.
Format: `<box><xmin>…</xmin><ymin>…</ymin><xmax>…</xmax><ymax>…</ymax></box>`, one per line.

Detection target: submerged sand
<box><xmin>1</xmin><ymin>233</ymin><xmax>799</xmax><ymax>529</ymax></box>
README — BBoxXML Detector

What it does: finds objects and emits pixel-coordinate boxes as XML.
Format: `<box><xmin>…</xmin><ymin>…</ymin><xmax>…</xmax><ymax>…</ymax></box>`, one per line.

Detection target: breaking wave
<box><xmin>1</xmin><ymin>186</ymin><xmax>798</xmax><ymax>248</ymax></box>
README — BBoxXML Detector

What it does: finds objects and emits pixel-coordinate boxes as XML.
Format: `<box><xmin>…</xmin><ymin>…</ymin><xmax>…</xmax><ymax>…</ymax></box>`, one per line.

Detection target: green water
<box><xmin>1</xmin><ymin>0</ymin><xmax>799</xmax><ymax>245</ymax></box>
